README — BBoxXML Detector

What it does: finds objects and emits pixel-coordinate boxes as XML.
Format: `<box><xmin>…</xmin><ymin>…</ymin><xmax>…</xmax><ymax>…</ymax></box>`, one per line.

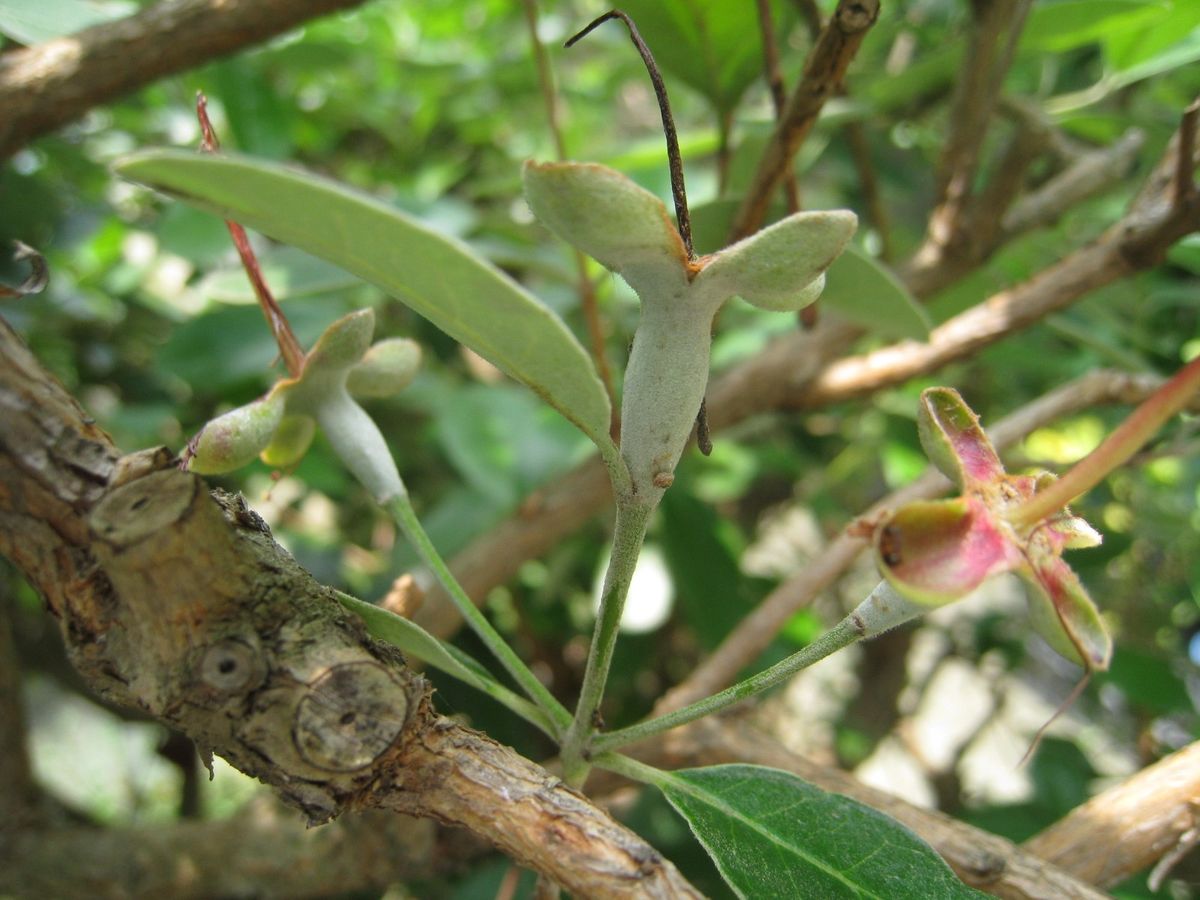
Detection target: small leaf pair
<box><xmin>524</xmin><ymin>162</ymin><xmax>856</xmax><ymax>505</ymax></box>
<box><xmin>186</xmin><ymin>308</ymin><xmax>420</xmax><ymax>503</ymax></box>
<box><xmin>874</xmin><ymin>388</ymin><xmax>1111</xmax><ymax>672</ymax></box>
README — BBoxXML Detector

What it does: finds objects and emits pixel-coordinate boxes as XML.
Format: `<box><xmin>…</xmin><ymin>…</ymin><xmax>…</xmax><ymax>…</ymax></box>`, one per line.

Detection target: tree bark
<box><xmin>0</xmin><ymin>316</ymin><xmax>701</xmax><ymax>900</ymax></box>
<box><xmin>0</xmin><ymin>0</ymin><xmax>369</xmax><ymax>161</ymax></box>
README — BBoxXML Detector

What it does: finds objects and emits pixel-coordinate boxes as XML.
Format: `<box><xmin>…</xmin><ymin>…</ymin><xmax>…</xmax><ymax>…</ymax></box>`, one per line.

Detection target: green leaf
<box><xmin>334</xmin><ymin>592</ymin><xmax>554</xmax><ymax>734</ymax></box>
<box><xmin>198</xmin><ymin>246</ymin><xmax>360</xmax><ymax>304</ymax></box>
<box><xmin>1021</xmin><ymin>1</ymin><xmax>1166</xmax><ymax>53</ymax></box>
<box><xmin>616</xmin><ymin>0</ymin><xmax>790</xmax><ymax>115</ymax></box>
<box><xmin>116</xmin><ymin>151</ymin><xmax>616</xmax><ymax>457</ymax></box>
<box><xmin>820</xmin><ymin>245</ymin><xmax>932</xmax><ymax>341</ymax></box>
<box><xmin>0</xmin><ymin>0</ymin><xmax>132</xmax><ymax>44</ymax></box>
<box><xmin>660</xmin><ymin>765</ymin><xmax>986</xmax><ymax>899</ymax></box>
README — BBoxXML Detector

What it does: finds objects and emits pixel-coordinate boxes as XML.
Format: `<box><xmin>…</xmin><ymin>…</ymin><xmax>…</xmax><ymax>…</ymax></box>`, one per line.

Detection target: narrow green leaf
<box><xmin>820</xmin><ymin>245</ymin><xmax>932</xmax><ymax>341</ymax></box>
<box><xmin>334</xmin><ymin>592</ymin><xmax>554</xmax><ymax>734</ymax></box>
<box><xmin>660</xmin><ymin>765</ymin><xmax>986</xmax><ymax>899</ymax></box>
<box><xmin>0</xmin><ymin>0</ymin><xmax>131</xmax><ymax>44</ymax></box>
<box><xmin>116</xmin><ymin>151</ymin><xmax>615</xmax><ymax>456</ymax></box>
<box><xmin>617</xmin><ymin>0</ymin><xmax>790</xmax><ymax>115</ymax></box>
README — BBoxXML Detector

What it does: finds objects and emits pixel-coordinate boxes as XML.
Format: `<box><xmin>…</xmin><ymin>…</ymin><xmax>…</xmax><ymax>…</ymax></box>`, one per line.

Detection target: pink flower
<box><xmin>874</xmin><ymin>388</ymin><xmax>1110</xmax><ymax>672</ymax></box>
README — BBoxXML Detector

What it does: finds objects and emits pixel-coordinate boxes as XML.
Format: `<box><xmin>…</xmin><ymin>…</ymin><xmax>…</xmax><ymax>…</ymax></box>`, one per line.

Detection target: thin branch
<box><xmin>755</xmin><ymin>0</ymin><xmax>801</xmax><ymax>211</ymax></box>
<box><xmin>730</xmin><ymin>0</ymin><xmax>880</xmax><ymax>241</ymax></box>
<box><xmin>0</xmin><ymin>319</ymin><xmax>702</xmax><ymax>900</ymax></box>
<box><xmin>196</xmin><ymin>93</ymin><xmax>304</xmax><ymax>377</ymax></box>
<box><xmin>0</xmin><ymin>0</ymin><xmax>368</xmax><ymax>161</ymax></box>
<box><xmin>920</xmin><ymin>0</ymin><xmax>1032</xmax><ymax>258</ymax></box>
<box><xmin>1174</xmin><ymin>98</ymin><xmax>1200</xmax><ymax>207</ymax></box>
<box><xmin>1024</xmin><ymin>740</ymin><xmax>1200</xmax><ymax>889</ymax></box>
<box><xmin>567</xmin><ymin>10</ymin><xmax>693</xmax><ymax>258</ymax></box>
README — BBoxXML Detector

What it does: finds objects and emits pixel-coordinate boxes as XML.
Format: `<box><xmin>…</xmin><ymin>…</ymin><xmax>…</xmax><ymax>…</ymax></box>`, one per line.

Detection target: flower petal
<box><xmin>522</xmin><ymin>161</ymin><xmax>689</xmax><ymax>297</ymax></box>
<box><xmin>1022</xmin><ymin>555</ymin><xmax>1112</xmax><ymax>671</ymax></box>
<box><xmin>917</xmin><ymin>388</ymin><xmax>1005</xmax><ymax>490</ymax></box>
<box><xmin>876</xmin><ymin>497</ymin><xmax>1021</xmax><ymax>605</ymax></box>
<box><xmin>694</xmin><ymin>209</ymin><xmax>857</xmax><ymax>312</ymax></box>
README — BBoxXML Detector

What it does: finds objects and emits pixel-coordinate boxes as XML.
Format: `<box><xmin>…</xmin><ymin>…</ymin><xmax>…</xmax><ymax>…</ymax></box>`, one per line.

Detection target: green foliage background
<box><xmin>3</xmin><ymin>0</ymin><xmax>1200</xmax><ymax>896</ymax></box>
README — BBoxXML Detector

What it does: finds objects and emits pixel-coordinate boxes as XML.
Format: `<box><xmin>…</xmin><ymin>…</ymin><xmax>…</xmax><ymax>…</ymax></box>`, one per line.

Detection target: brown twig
<box><xmin>1024</xmin><ymin>740</ymin><xmax>1200</xmax><ymax>889</ymax></box>
<box><xmin>1174</xmin><ymin>98</ymin><xmax>1200</xmax><ymax>207</ymax></box>
<box><xmin>730</xmin><ymin>0</ymin><xmax>880</xmax><ymax>242</ymax></box>
<box><xmin>195</xmin><ymin>93</ymin><xmax>304</xmax><ymax>377</ymax></box>
<box><xmin>0</xmin><ymin>0</ymin><xmax>367</xmax><ymax>161</ymax></box>
<box><xmin>0</xmin><ymin>319</ymin><xmax>703</xmax><ymax>900</ymax></box>
<box><xmin>567</xmin><ymin>10</ymin><xmax>694</xmax><ymax>258</ymax></box>
<box><xmin>521</xmin><ymin>0</ymin><xmax>617</xmax><ymax>435</ymax></box>
<box><xmin>919</xmin><ymin>0</ymin><xmax>1032</xmax><ymax>263</ymax></box>
<box><xmin>755</xmin><ymin>0</ymin><xmax>801</xmax><ymax>212</ymax></box>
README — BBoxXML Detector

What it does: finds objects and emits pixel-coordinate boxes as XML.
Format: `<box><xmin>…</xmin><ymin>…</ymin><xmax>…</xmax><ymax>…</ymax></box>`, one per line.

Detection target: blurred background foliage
<box><xmin>3</xmin><ymin>0</ymin><xmax>1200</xmax><ymax>896</ymax></box>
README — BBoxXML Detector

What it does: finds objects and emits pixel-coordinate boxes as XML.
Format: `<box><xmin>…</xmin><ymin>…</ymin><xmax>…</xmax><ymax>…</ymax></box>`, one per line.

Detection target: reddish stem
<box><xmin>1010</xmin><ymin>353</ymin><xmax>1200</xmax><ymax>527</ymax></box>
<box><xmin>196</xmin><ymin>92</ymin><xmax>305</xmax><ymax>378</ymax></box>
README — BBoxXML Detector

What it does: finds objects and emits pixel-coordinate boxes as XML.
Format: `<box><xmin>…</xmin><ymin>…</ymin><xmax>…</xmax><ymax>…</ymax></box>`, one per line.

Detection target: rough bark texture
<box><xmin>0</xmin><ymin>0</ymin><xmax>369</xmax><ymax>161</ymax></box>
<box><xmin>1024</xmin><ymin>741</ymin><xmax>1200</xmax><ymax>889</ymax></box>
<box><xmin>0</xmin><ymin>317</ymin><xmax>702</xmax><ymax>900</ymax></box>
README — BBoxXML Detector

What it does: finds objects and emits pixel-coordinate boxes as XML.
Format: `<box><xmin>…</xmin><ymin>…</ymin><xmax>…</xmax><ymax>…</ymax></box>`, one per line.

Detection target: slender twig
<box><xmin>844</xmin><ymin>117</ymin><xmax>892</xmax><ymax>260</ymax></box>
<box><xmin>559</xmin><ymin>500</ymin><xmax>653</xmax><ymax>783</ymax></box>
<box><xmin>386</xmin><ymin>495</ymin><xmax>572</xmax><ymax>734</ymax></box>
<box><xmin>521</xmin><ymin>0</ymin><xmax>617</xmax><ymax>434</ymax></box>
<box><xmin>196</xmin><ymin>93</ymin><xmax>304</xmax><ymax>377</ymax></box>
<box><xmin>567</xmin><ymin>10</ymin><xmax>693</xmax><ymax>258</ymax></box>
<box><xmin>731</xmin><ymin>0</ymin><xmax>880</xmax><ymax>241</ymax></box>
<box><xmin>755</xmin><ymin>0</ymin><xmax>800</xmax><ymax>211</ymax></box>
<box><xmin>1175</xmin><ymin>98</ymin><xmax>1200</xmax><ymax>206</ymax></box>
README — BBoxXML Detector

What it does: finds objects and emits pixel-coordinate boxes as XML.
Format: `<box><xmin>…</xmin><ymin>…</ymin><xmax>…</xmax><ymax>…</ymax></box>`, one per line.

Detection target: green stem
<box><xmin>333</xmin><ymin>590</ymin><xmax>558</xmax><ymax>737</ymax></box>
<box><xmin>592</xmin><ymin>751</ymin><xmax>672</xmax><ymax>790</ymax></box>
<box><xmin>591</xmin><ymin>617</ymin><xmax>861</xmax><ymax>754</ymax></box>
<box><xmin>560</xmin><ymin>498</ymin><xmax>653</xmax><ymax>784</ymax></box>
<box><xmin>385</xmin><ymin>494</ymin><xmax>572</xmax><ymax>734</ymax></box>
<box><xmin>1009</xmin><ymin>353</ymin><xmax>1200</xmax><ymax>528</ymax></box>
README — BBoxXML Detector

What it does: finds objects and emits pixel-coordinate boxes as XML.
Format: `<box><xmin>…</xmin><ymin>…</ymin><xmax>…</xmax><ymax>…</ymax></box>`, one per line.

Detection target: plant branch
<box><xmin>755</xmin><ymin>0</ymin><xmax>801</xmax><ymax>212</ymax></box>
<box><xmin>560</xmin><ymin>500</ymin><xmax>653</xmax><ymax>783</ymax></box>
<box><xmin>730</xmin><ymin>0</ymin><xmax>880</xmax><ymax>241</ymax></box>
<box><xmin>1024</xmin><ymin>740</ymin><xmax>1200</xmax><ymax>889</ymax></box>
<box><xmin>0</xmin><ymin>318</ymin><xmax>701</xmax><ymax>900</ymax></box>
<box><xmin>0</xmin><ymin>0</ymin><xmax>368</xmax><ymax>161</ymax></box>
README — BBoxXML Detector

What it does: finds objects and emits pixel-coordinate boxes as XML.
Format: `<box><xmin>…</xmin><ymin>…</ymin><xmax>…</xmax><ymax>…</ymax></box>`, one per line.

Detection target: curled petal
<box><xmin>1022</xmin><ymin>555</ymin><xmax>1112</xmax><ymax>671</ymax></box>
<box><xmin>877</xmin><ymin>497</ymin><xmax>1022</xmax><ymax>605</ymax></box>
<box><xmin>917</xmin><ymin>388</ymin><xmax>1004</xmax><ymax>490</ymax></box>
<box><xmin>694</xmin><ymin>210</ymin><xmax>857</xmax><ymax>312</ymax></box>
<box><xmin>522</xmin><ymin>161</ymin><xmax>689</xmax><ymax>297</ymax></box>
<box><xmin>347</xmin><ymin>338</ymin><xmax>422</xmax><ymax>398</ymax></box>
<box><xmin>185</xmin><ymin>394</ymin><xmax>284</xmax><ymax>475</ymax></box>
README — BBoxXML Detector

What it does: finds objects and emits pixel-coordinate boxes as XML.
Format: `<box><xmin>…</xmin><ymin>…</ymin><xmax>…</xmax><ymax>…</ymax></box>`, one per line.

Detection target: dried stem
<box><xmin>567</xmin><ymin>10</ymin><xmax>693</xmax><ymax>258</ymax></box>
<box><xmin>195</xmin><ymin>93</ymin><xmax>304</xmax><ymax>377</ymax></box>
<box><xmin>755</xmin><ymin>0</ymin><xmax>801</xmax><ymax>211</ymax></box>
<box><xmin>730</xmin><ymin>0</ymin><xmax>880</xmax><ymax>241</ymax></box>
<box><xmin>0</xmin><ymin>241</ymin><xmax>48</xmax><ymax>298</ymax></box>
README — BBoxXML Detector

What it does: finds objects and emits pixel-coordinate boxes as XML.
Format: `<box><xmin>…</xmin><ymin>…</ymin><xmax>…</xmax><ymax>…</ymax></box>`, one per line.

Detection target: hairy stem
<box><xmin>385</xmin><ymin>494</ymin><xmax>572</xmax><ymax>733</ymax></box>
<box><xmin>560</xmin><ymin>499</ymin><xmax>653</xmax><ymax>783</ymax></box>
